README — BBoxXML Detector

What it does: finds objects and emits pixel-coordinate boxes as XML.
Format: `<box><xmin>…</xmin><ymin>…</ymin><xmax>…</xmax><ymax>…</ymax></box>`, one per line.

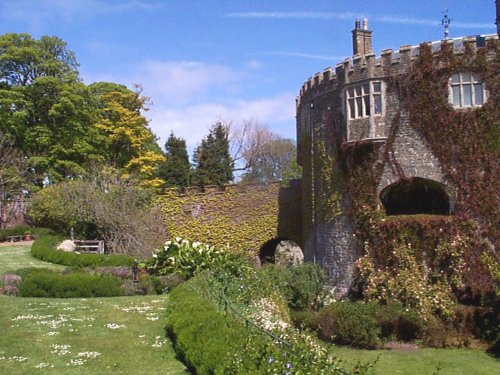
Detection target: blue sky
<box><xmin>0</xmin><ymin>0</ymin><xmax>496</xmax><ymax>150</ymax></box>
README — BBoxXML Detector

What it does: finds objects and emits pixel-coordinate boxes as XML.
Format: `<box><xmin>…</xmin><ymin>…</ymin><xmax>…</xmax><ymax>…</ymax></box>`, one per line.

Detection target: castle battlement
<box><xmin>297</xmin><ymin>34</ymin><xmax>498</xmax><ymax>109</ymax></box>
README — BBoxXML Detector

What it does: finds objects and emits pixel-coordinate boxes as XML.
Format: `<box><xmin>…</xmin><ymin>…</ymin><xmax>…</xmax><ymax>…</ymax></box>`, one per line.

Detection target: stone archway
<box><xmin>258</xmin><ymin>238</ymin><xmax>304</xmax><ymax>266</ymax></box>
<box><xmin>380</xmin><ymin>177</ymin><xmax>450</xmax><ymax>215</ymax></box>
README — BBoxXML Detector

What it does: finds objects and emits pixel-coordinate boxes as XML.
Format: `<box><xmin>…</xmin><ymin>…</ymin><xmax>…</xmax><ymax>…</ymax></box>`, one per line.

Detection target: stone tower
<box><xmin>295</xmin><ymin>20</ymin><xmax>498</xmax><ymax>296</ymax></box>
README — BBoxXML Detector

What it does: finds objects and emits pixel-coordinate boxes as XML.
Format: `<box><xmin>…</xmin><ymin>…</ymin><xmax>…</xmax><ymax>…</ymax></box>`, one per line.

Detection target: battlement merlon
<box><xmin>296</xmin><ymin>34</ymin><xmax>498</xmax><ymax>110</ymax></box>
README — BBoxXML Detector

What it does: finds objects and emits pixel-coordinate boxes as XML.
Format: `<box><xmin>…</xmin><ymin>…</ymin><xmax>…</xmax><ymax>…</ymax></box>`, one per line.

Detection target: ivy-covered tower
<box><xmin>295</xmin><ymin>20</ymin><xmax>499</xmax><ymax>296</ymax></box>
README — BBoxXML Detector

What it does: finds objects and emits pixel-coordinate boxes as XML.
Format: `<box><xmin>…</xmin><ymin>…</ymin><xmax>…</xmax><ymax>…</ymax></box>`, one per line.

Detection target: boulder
<box><xmin>57</xmin><ymin>240</ymin><xmax>76</xmax><ymax>252</ymax></box>
<box><xmin>274</xmin><ymin>240</ymin><xmax>304</xmax><ymax>266</ymax></box>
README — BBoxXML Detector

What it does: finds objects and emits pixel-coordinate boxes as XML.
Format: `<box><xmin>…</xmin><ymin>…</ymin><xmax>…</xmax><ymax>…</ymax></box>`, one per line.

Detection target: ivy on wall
<box><xmin>349</xmin><ymin>40</ymin><xmax>499</xmax><ymax>309</ymax></box>
<box><xmin>157</xmin><ymin>184</ymin><xmax>280</xmax><ymax>257</ymax></box>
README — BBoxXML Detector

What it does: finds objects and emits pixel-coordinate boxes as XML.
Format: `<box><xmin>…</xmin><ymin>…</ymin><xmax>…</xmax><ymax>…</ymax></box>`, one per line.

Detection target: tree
<box><xmin>158</xmin><ymin>132</ymin><xmax>191</xmax><ymax>188</ymax></box>
<box><xmin>28</xmin><ymin>178</ymin><xmax>167</xmax><ymax>258</ymax></box>
<box><xmin>0</xmin><ymin>33</ymin><xmax>78</xmax><ymax>87</ymax></box>
<box><xmin>193</xmin><ymin>122</ymin><xmax>233</xmax><ymax>187</ymax></box>
<box><xmin>0</xmin><ymin>134</ymin><xmax>37</xmax><ymax>228</ymax></box>
<box><xmin>240</xmin><ymin>136</ymin><xmax>302</xmax><ymax>184</ymax></box>
<box><xmin>90</xmin><ymin>82</ymin><xmax>165</xmax><ymax>189</ymax></box>
<box><xmin>0</xmin><ymin>33</ymin><xmax>101</xmax><ymax>184</ymax></box>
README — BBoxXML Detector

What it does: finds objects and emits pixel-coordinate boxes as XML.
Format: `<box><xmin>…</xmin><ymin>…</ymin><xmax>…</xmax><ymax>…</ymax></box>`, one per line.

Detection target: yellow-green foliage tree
<box><xmin>157</xmin><ymin>183</ymin><xmax>280</xmax><ymax>257</ymax></box>
<box><xmin>91</xmin><ymin>82</ymin><xmax>165</xmax><ymax>190</ymax></box>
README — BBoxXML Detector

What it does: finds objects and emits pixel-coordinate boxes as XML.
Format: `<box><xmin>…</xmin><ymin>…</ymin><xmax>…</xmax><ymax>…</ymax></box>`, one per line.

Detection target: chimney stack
<box><xmin>352</xmin><ymin>18</ymin><xmax>373</xmax><ymax>56</ymax></box>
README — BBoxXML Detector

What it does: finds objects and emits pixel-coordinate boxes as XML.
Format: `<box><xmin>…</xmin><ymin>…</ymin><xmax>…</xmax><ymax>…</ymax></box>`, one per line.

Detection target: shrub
<box><xmin>375</xmin><ymin>303</ymin><xmax>424</xmax><ymax>341</ymax></box>
<box><xmin>17</xmin><ymin>269</ymin><xmax>123</xmax><ymax>298</ymax></box>
<box><xmin>0</xmin><ymin>225</ymin><xmax>32</xmax><ymax>242</ymax></box>
<box><xmin>167</xmin><ymin>276</ymin><xmax>373</xmax><ymax>375</ymax></box>
<box><xmin>166</xmin><ymin>280</ymin><xmax>248</xmax><ymax>374</ymax></box>
<box><xmin>310</xmin><ymin>302</ymin><xmax>381</xmax><ymax>349</ymax></box>
<box><xmin>148</xmin><ymin>238</ymin><xmax>251</xmax><ymax>279</ymax></box>
<box><xmin>232</xmin><ymin>263</ymin><xmax>326</xmax><ymax>311</ymax></box>
<box><xmin>0</xmin><ymin>273</ymin><xmax>22</xmax><ymax>295</ymax></box>
<box><xmin>281</xmin><ymin>263</ymin><xmax>326</xmax><ymax>310</ymax></box>
<box><xmin>31</xmin><ymin>234</ymin><xmax>134</xmax><ymax>268</ymax></box>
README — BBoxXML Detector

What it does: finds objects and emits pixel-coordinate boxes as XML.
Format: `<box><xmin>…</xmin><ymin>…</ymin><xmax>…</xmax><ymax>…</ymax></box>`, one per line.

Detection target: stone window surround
<box><xmin>449</xmin><ymin>72</ymin><xmax>486</xmax><ymax>108</ymax></box>
<box><xmin>345</xmin><ymin>80</ymin><xmax>384</xmax><ymax>120</ymax></box>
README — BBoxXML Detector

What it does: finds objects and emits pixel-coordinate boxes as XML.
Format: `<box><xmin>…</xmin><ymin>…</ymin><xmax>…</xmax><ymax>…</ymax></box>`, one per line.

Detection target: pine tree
<box><xmin>158</xmin><ymin>132</ymin><xmax>191</xmax><ymax>188</ymax></box>
<box><xmin>193</xmin><ymin>122</ymin><xmax>233</xmax><ymax>188</ymax></box>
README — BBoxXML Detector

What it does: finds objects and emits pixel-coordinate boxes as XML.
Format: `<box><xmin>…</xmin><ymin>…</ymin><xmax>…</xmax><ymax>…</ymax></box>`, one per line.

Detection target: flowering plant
<box><xmin>147</xmin><ymin>238</ymin><xmax>236</xmax><ymax>277</ymax></box>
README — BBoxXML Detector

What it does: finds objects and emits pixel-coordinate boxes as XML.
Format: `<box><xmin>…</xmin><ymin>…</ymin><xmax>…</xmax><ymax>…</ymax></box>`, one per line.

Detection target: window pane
<box><xmin>472</xmin><ymin>73</ymin><xmax>481</xmax><ymax>83</ymax></box>
<box><xmin>348</xmin><ymin>88</ymin><xmax>354</xmax><ymax>97</ymax></box>
<box><xmin>474</xmin><ymin>84</ymin><xmax>483</xmax><ymax>105</ymax></box>
<box><xmin>348</xmin><ymin>98</ymin><xmax>355</xmax><ymax>119</ymax></box>
<box><xmin>451</xmin><ymin>74</ymin><xmax>460</xmax><ymax>84</ymax></box>
<box><xmin>362</xmin><ymin>83</ymin><xmax>369</xmax><ymax>94</ymax></box>
<box><xmin>373</xmin><ymin>82</ymin><xmax>381</xmax><ymax>93</ymax></box>
<box><xmin>364</xmin><ymin>95</ymin><xmax>370</xmax><ymax>116</ymax></box>
<box><xmin>461</xmin><ymin>72</ymin><xmax>471</xmax><ymax>83</ymax></box>
<box><xmin>355</xmin><ymin>87</ymin><xmax>362</xmax><ymax>96</ymax></box>
<box><xmin>374</xmin><ymin>94</ymin><xmax>382</xmax><ymax>114</ymax></box>
<box><xmin>463</xmin><ymin>84</ymin><xmax>472</xmax><ymax>106</ymax></box>
<box><xmin>452</xmin><ymin>86</ymin><xmax>460</xmax><ymax>106</ymax></box>
<box><xmin>356</xmin><ymin>97</ymin><xmax>363</xmax><ymax>117</ymax></box>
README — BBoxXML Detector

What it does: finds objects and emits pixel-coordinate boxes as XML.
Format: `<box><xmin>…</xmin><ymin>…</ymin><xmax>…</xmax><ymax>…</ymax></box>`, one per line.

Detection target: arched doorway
<box><xmin>380</xmin><ymin>177</ymin><xmax>450</xmax><ymax>215</ymax></box>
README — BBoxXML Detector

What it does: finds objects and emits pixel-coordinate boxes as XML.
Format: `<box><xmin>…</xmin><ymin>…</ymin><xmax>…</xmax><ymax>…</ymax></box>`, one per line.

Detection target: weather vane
<box><xmin>441</xmin><ymin>9</ymin><xmax>452</xmax><ymax>40</ymax></box>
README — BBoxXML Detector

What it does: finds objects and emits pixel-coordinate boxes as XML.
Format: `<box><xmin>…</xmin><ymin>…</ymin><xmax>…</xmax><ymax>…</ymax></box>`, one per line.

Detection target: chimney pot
<box><xmin>363</xmin><ymin>18</ymin><xmax>368</xmax><ymax>30</ymax></box>
<box><xmin>355</xmin><ymin>19</ymin><xmax>361</xmax><ymax>29</ymax></box>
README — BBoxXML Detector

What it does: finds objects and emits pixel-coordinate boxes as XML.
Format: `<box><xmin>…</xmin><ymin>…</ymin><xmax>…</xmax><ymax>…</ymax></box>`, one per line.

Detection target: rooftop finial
<box><xmin>441</xmin><ymin>9</ymin><xmax>452</xmax><ymax>40</ymax></box>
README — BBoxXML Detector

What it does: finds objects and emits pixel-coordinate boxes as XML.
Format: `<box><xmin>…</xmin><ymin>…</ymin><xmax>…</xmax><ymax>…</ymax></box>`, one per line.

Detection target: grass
<box><xmin>0</xmin><ymin>295</ymin><xmax>186</xmax><ymax>374</ymax></box>
<box><xmin>0</xmin><ymin>244</ymin><xmax>65</xmax><ymax>274</ymax></box>
<box><xmin>330</xmin><ymin>345</ymin><xmax>499</xmax><ymax>375</ymax></box>
<box><xmin>0</xmin><ymin>242</ymin><xmax>186</xmax><ymax>374</ymax></box>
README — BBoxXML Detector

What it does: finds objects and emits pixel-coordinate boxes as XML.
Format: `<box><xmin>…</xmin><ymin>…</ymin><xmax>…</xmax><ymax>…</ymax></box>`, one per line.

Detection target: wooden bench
<box><xmin>6</xmin><ymin>235</ymin><xmax>24</xmax><ymax>242</ymax></box>
<box><xmin>73</xmin><ymin>240</ymin><xmax>105</xmax><ymax>254</ymax></box>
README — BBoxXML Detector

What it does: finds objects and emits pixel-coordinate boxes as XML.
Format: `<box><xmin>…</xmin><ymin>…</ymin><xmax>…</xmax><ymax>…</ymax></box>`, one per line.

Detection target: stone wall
<box><xmin>158</xmin><ymin>182</ymin><xmax>300</xmax><ymax>257</ymax></box>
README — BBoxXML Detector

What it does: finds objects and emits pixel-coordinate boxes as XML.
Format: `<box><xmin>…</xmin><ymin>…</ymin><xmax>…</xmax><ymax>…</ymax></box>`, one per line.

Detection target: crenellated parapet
<box><xmin>296</xmin><ymin>34</ymin><xmax>498</xmax><ymax>110</ymax></box>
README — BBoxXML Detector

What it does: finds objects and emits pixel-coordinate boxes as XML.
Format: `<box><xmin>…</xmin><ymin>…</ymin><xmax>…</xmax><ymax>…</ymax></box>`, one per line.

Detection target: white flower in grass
<box><xmin>77</xmin><ymin>351</ymin><xmax>101</xmax><ymax>359</ymax></box>
<box><xmin>66</xmin><ymin>358</ymin><xmax>86</xmax><ymax>366</ymax></box>
<box><xmin>105</xmin><ymin>323</ymin><xmax>125</xmax><ymax>329</ymax></box>
<box><xmin>10</xmin><ymin>356</ymin><xmax>28</xmax><ymax>362</ymax></box>
<box><xmin>46</xmin><ymin>331</ymin><xmax>59</xmax><ymax>336</ymax></box>
<box><xmin>151</xmin><ymin>336</ymin><xmax>166</xmax><ymax>348</ymax></box>
<box><xmin>35</xmin><ymin>362</ymin><xmax>53</xmax><ymax>369</ymax></box>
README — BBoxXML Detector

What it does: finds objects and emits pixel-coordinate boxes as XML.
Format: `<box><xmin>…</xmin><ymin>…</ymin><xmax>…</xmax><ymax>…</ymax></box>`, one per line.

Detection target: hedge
<box><xmin>17</xmin><ymin>268</ymin><xmax>123</xmax><ymax>298</ymax></box>
<box><xmin>166</xmin><ymin>279</ymin><xmax>248</xmax><ymax>374</ymax></box>
<box><xmin>31</xmin><ymin>233</ymin><xmax>135</xmax><ymax>268</ymax></box>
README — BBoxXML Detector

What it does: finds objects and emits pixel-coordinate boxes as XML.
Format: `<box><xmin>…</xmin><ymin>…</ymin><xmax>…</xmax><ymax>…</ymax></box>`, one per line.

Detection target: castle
<box><xmin>294</xmin><ymin>19</ymin><xmax>499</xmax><ymax>294</ymax></box>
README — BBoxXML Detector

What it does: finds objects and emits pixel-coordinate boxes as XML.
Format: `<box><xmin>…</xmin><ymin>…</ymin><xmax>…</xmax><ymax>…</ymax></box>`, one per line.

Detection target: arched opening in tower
<box><xmin>380</xmin><ymin>177</ymin><xmax>450</xmax><ymax>215</ymax></box>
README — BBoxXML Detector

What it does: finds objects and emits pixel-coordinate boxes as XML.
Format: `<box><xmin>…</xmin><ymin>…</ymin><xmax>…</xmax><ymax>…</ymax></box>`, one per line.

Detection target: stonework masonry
<box><xmin>295</xmin><ymin>21</ymin><xmax>498</xmax><ymax>295</ymax></box>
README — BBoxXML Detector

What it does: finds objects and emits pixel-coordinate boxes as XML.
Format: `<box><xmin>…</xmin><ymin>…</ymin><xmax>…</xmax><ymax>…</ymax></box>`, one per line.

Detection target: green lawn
<box><xmin>0</xmin><ymin>243</ymin><xmax>186</xmax><ymax>374</ymax></box>
<box><xmin>331</xmin><ymin>344</ymin><xmax>499</xmax><ymax>375</ymax></box>
<box><xmin>0</xmin><ymin>244</ymin><xmax>65</xmax><ymax>274</ymax></box>
<box><xmin>0</xmin><ymin>295</ymin><xmax>186</xmax><ymax>374</ymax></box>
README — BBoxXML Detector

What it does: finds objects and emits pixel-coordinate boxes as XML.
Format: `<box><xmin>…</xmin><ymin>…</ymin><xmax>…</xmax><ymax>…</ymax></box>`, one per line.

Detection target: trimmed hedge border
<box><xmin>31</xmin><ymin>232</ymin><xmax>135</xmax><ymax>268</ymax></box>
<box><xmin>17</xmin><ymin>268</ymin><xmax>124</xmax><ymax>298</ymax></box>
<box><xmin>166</xmin><ymin>280</ymin><xmax>248</xmax><ymax>374</ymax></box>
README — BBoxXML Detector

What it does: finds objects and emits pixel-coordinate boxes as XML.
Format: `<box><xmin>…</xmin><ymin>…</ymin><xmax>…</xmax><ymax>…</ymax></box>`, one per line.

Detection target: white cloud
<box><xmin>136</xmin><ymin>60</ymin><xmax>239</xmax><ymax>105</ymax></box>
<box><xmin>83</xmin><ymin>59</ymin><xmax>295</xmax><ymax>149</ymax></box>
<box><xmin>148</xmin><ymin>93</ymin><xmax>296</xmax><ymax>149</ymax></box>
